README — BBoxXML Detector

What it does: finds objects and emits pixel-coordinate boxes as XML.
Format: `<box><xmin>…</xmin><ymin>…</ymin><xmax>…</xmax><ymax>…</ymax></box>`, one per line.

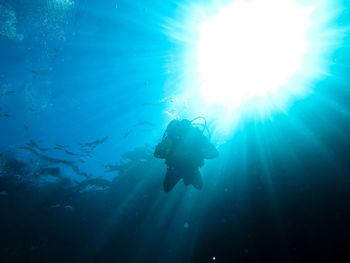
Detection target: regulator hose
<box><xmin>190</xmin><ymin>116</ymin><xmax>211</xmax><ymax>140</ymax></box>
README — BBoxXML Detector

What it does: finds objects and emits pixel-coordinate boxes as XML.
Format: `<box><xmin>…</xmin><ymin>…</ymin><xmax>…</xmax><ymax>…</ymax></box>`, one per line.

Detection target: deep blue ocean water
<box><xmin>1</xmin><ymin>0</ymin><xmax>350</xmax><ymax>262</ymax></box>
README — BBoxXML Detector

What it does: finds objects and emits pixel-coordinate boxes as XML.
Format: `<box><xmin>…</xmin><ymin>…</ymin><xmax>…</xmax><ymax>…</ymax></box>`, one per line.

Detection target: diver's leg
<box><xmin>163</xmin><ymin>167</ymin><xmax>181</xmax><ymax>192</ymax></box>
<box><xmin>183</xmin><ymin>173</ymin><xmax>191</xmax><ymax>186</ymax></box>
<box><xmin>191</xmin><ymin>169</ymin><xmax>203</xmax><ymax>190</ymax></box>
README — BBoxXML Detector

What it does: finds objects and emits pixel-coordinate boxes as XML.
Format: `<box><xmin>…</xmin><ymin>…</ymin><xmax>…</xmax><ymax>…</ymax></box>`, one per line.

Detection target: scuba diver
<box><xmin>154</xmin><ymin>118</ymin><xmax>219</xmax><ymax>192</ymax></box>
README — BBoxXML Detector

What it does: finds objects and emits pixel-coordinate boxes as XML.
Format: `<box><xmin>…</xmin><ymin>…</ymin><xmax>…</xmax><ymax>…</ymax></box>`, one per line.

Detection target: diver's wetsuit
<box><xmin>154</xmin><ymin>119</ymin><xmax>218</xmax><ymax>192</ymax></box>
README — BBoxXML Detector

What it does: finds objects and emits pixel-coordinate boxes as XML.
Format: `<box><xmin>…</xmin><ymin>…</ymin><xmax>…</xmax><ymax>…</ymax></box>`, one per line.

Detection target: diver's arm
<box><xmin>202</xmin><ymin>142</ymin><xmax>219</xmax><ymax>159</ymax></box>
<box><xmin>154</xmin><ymin>144</ymin><xmax>164</xmax><ymax>158</ymax></box>
<box><xmin>154</xmin><ymin>136</ymin><xmax>173</xmax><ymax>159</ymax></box>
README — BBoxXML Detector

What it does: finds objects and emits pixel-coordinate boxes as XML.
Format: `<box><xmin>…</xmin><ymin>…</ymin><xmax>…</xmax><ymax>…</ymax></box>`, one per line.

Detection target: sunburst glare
<box><xmin>197</xmin><ymin>0</ymin><xmax>311</xmax><ymax>108</ymax></box>
<box><xmin>164</xmin><ymin>0</ymin><xmax>346</xmax><ymax>137</ymax></box>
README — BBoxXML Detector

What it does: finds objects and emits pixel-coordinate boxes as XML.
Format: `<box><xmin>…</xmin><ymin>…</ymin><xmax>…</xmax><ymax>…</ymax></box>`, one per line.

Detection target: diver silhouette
<box><xmin>154</xmin><ymin>118</ymin><xmax>219</xmax><ymax>192</ymax></box>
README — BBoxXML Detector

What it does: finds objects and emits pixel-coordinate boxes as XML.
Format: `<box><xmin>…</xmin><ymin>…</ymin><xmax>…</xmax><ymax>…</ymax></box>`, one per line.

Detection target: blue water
<box><xmin>1</xmin><ymin>0</ymin><xmax>350</xmax><ymax>262</ymax></box>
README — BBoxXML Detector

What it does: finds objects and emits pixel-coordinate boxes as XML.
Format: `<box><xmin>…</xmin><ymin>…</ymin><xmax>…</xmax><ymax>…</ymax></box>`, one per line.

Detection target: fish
<box><xmin>18</xmin><ymin>144</ymin><xmax>89</xmax><ymax>178</ymax></box>
<box><xmin>26</xmin><ymin>140</ymin><xmax>49</xmax><ymax>151</ymax></box>
<box><xmin>79</xmin><ymin>136</ymin><xmax>109</xmax><ymax>152</ymax></box>
<box><xmin>27</xmin><ymin>68</ymin><xmax>39</xmax><ymax>76</ymax></box>
<box><xmin>123</xmin><ymin>120</ymin><xmax>156</xmax><ymax>138</ymax></box>
<box><xmin>64</xmin><ymin>150</ymin><xmax>80</xmax><ymax>156</ymax></box>
<box><xmin>123</xmin><ymin>129</ymin><xmax>132</xmax><ymax>138</ymax></box>
<box><xmin>54</xmin><ymin>144</ymin><xmax>69</xmax><ymax>149</ymax></box>
<box><xmin>82</xmin><ymin>136</ymin><xmax>109</xmax><ymax>148</ymax></box>
<box><xmin>133</xmin><ymin>120</ymin><xmax>156</xmax><ymax>127</ymax></box>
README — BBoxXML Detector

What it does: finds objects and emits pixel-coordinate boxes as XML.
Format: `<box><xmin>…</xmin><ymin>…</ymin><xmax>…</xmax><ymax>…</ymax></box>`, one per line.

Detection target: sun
<box><xmin>196</xmin><ymin>0</ymin><xmax>312</xmax><ymax>109</ymax></box>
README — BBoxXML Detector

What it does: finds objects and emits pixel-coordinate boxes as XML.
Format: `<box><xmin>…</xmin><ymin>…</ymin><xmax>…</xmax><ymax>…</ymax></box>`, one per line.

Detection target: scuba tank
<box><xmin>163</xmin><ymin>117</ymin><xmax>210</xmax><ymax>140</ymax></box>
